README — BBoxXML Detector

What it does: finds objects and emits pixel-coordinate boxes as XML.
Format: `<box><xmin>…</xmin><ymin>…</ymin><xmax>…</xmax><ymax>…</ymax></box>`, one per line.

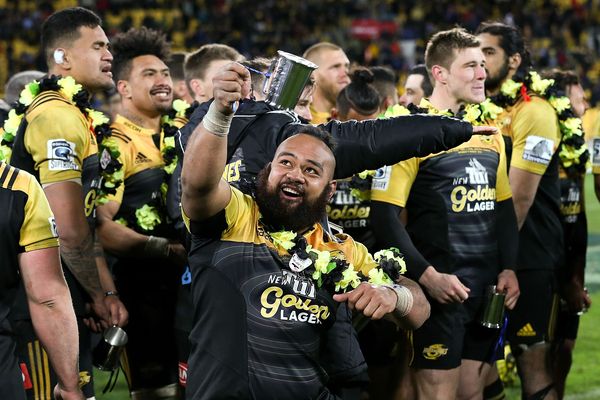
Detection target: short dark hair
<box><xmin>184</xmin><ymin>44</ymin><xmax>243</xmax><ymax>83</ymax></box>
<box><xmin>370</xmin><ymin>66</ymin><xmax>397</xmax><ymax>106</ymax></box>
<box><xmin>110</xmin><ymin>27</ymin><xmax>171</xmax><ymax>82</ymax></box>
<box><xmin>425</xmin><ymin>28</ymin><xmax>480</xmax><ymax>72</ymax></box>
<box><xmin>41</xmin><ymin>7</ymin><xmax>102</xmax><ymax>66</ymax></box>
<box><xmin>283</xmin><ymin>124</ymin><xmax>336</xmax><ymax>153</ymax></box>
<box><xmin>476</xmin><ymin>21</ymin><xmax>532</xmax><ymax>78</ymax></box>
<box><xmin>542</xmin><ymin>69</ymin><xmax>580</xmax><ymax>93</ymax></box>
<box><xmin>336</xmin><ymin>67</ymin><xmax>380</xmax><ymax>117</ymax></box>
<box><xmin>408</xmin><ymin>64</ymin><xmax>433</xmax><ymax>97</ymax></box>
<box><xmin>167</xmin><ymin>52</ymin><xmax>188</xmax><ymax>81</ymax></box>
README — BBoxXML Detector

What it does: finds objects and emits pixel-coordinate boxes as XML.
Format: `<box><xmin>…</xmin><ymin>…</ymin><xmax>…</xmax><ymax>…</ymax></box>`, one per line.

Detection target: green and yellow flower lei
<box><xmin>265</xmin><ymin>226</ymin><xmax>406</xmax><ymax>294</ymax></box>
<box><xmin>491</xmin><ymin>70</ymin><xmax>590</xmax><ymax>176</ymax></box>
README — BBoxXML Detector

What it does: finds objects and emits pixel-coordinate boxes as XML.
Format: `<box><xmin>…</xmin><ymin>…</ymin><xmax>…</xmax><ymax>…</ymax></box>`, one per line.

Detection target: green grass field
<box><xmin>94</xmin><ymin>175</ymin><xmax>600</xmax><ymax>399</ymax></box>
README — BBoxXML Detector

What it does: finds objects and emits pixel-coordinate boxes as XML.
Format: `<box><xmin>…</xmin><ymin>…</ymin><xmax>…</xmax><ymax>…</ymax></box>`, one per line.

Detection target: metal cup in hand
<box><xmin>480</xmin><ymin>285</ymin><xmax>506</xmax><ymax>329</ymax></box>
<box><xmin>262</xmin><ymin>50</ymin><xmax>318</xmax><ymax>110</ymax></box>
<box><xmin>92</xmin><ymin>325</ymin><xmax>128</xmax><ymax>371</ymax></box>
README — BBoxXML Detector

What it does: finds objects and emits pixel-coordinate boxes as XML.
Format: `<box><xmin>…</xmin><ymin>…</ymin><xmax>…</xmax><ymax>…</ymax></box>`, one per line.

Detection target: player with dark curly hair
<box><xmin>96</xmin><ymin>26</ymin><xmax>187</xmax><ymax>399</ymax></box>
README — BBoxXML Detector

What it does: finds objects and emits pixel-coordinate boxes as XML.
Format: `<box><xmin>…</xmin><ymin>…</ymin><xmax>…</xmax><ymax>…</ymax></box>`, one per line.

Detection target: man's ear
<box><xmin>430</xmin><ymin>65</ymin><xmax>447</xmax><ymax>84</ymax></box>
<box><xmin>330</xmin><ymin>107</ymin><xmax>339</xmax><ymax>120</ymax></box>
<box><xmin>189</xmin><ymin>78</ymin><xmax>205</xmax><ymax>100</ymax></box>
<box><xmin>508</xmin><ymin>53</ymin><xmax>522</xmax><ymax>71</ymax></box>
<box><xmin>117</xmin><ymin>80</ymin><xmax>131</xmax><ymax>98</ymax></box>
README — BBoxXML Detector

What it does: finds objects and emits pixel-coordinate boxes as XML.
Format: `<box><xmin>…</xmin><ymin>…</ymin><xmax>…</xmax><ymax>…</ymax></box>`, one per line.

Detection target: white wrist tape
<box><xmin>389</xmin><ymin>284</ymin><xmax>414</xmax><ymax>317</ymax></box>
<box><xmin>201</xmin><ymin>101</ymin><xmax>233</xmax><ymax>137</ymax></box>
<box><xmin>144</xmin><ymin>236</ymin><xmax>170</xmax><ymax>258</ymax></box>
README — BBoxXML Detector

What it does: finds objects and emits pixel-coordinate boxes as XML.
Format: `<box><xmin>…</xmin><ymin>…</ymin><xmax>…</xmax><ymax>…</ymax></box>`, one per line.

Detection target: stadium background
<box><xmin>1</xmin><ymin>0</ymin><xmax>599</xmax><ymax>399</ymax></box>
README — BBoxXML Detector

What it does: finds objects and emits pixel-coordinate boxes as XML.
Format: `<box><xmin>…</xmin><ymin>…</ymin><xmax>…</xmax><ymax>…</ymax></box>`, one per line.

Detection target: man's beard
<box><xmin>255</xmin><ymin>165</ymin><xmax>332</xmax><ymax>232</ymax></box>
<box><xmin>485</xmin><ymin>59</ymin><xmax>510</xmax><ymax>93</ymax></box>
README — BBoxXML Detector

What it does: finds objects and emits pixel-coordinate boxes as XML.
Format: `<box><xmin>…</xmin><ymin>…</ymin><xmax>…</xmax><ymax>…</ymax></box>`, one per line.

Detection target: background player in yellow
<box><xmin>370</xmin><ymin>28</ymin><xmax>520</xmax><ymax>400</ymax></box>
<box><xmin>8</xmin><ymin>8</ymin><xmax>128</xmax><ymax>399</ymax></box>
<box><xmin>0</xmin><ymin>162</ymin><xmax>83</xmax><ymax>400</ymax></box>
<box><xmin>477</xmin><ymin>21</ymin><xmax>564</xmax><ymax>400</ymax></box>
<box><xmin>95</xmin><ymin>27</ymin><xmax>187</xmax><ymax>399</ymax></box>
<box><xmin>303</xmin><ymin>42</ymin><xmax>351</xmax><ymax>124</ymax></box>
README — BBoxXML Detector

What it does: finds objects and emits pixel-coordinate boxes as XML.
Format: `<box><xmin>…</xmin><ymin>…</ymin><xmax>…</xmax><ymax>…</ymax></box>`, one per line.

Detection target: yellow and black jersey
<box><xmin>308</xmin><ymin>104</ymin><xmax>330</xmax><ymax>125</ymax></box>
<box><xmin>499</xmin><ymin>96</ymin><xmax>564</xmax><ymax>271</ymax></box>
<box><xmin>108</xmin><ymin>115</ymin><xmax>174</xmax><ymax>236</ymax></box>
<box><xmin>184</xmin><ymin>186</ymin><xmax>374</xmax><ymax>400</ymax></box>
<box><xmin>371</xmin><ymin>133</ymin><xmax>510</xmax><ymax>293</ymax></box>
<box><xmin>0</xmin><ymin>162</ymin><xmax>58</xmax><ymax>326</ymax></box>
<box><xmin>9</xmin><ymin>90</ymin><xmax>101</xmax><ymax>225</ymax></box>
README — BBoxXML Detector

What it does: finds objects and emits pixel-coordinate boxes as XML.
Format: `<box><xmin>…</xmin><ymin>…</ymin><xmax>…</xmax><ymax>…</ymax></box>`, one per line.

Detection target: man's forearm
<box><xmin>61</xmin><ymin>233</ymin><xmax>103</xmax><ymax>299</ymax></box>
<box><xmin>391</xmin><ymin>276</ymin><xmax>430</xmax><ymax>330</ymax></box>
<box><xmin>29</xmin><ymin>289</ymin><xmax>80</xmax><ymax>392</ymax></box>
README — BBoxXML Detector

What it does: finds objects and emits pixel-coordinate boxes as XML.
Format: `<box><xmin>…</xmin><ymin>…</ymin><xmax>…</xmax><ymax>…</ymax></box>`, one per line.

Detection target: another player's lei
<box><xmin>264</xmin><ymin>224</ymin><xmax>407</xmax><ymax>294</ymax></box>
<box><xmin>0</xmin><ymin>75</ymin><xmax>122</xmax><ymax>203</ymax></box>
<box><xmin>347</xmin><ymin>98</ymin><xmax>503</xmax><ymax>200</ymax></box>
<box><xmin>487</xmin><ymin>70</ymin><xmax>589</xmax><ymax>177</ymax></box>
<box><xmin>115</xmin><ymin>99</ymin><xmax>198</xmax><ymax>232</ymax></box>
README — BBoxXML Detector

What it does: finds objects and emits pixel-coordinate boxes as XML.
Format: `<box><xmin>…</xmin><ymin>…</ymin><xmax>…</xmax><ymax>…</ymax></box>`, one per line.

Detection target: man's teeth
<box><xmin>282</xmin><ymin>187</ymin><xmax>300</xmax><ymax>195</ymax></box>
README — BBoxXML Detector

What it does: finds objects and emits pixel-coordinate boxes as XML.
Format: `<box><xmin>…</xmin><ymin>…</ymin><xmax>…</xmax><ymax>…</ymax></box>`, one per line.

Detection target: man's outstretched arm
<box><xmin>181</xmin><ymin>63</ymin><xmax>251</xmax><ymax>222</ymax></box>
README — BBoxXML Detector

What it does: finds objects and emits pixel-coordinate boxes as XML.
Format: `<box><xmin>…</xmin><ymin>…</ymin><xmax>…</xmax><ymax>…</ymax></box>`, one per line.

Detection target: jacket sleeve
<box><xmin>320</xmin><ymin>114</ymin><xmax>473</xmax><ymax>179</ymax></box>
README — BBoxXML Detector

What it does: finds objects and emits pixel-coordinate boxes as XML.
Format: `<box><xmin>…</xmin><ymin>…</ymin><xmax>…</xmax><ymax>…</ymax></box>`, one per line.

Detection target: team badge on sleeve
<box><xmin>48</xmin><ymin>217</ymin><xmax>58</xmax><ymax>237</ymax></box>
<box><xmin>592</xmin><ymin>138</ymin><xmax>600</xmax><ymax>166</ymax></box>
<box><xmin>371</xmin><ymin>166</ymin><xmax>391</xmax><ymax>191</ymax></box>
<box><xmin>522</xmin><ymin>135</ymin><xmax>554</xmax><ymax>165</ymax></box>
<box><xmin>47</xmin><ymin>139</ymin><xmax>78</xmax><ymax>171</ymax></box>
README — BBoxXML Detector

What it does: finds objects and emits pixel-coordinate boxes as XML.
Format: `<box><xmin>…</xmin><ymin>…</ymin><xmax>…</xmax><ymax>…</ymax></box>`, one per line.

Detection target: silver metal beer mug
<box><xmin>262</xmin><ymin>50</ymin><xmax>318</xmax><ymax>110</ymax></box>
<box><xmin>480</xmin><ymin>285</ymin><xmax>506</xmax><ymax>329</ymax></box>
<box><xmin>92</xmin><ymin>325</ymin><xmax>128</xmax><ymax>371</ymax></box>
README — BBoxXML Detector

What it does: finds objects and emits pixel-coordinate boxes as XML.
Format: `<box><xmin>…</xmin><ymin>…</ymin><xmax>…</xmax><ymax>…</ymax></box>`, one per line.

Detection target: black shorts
<box><xmin>11</xmin><ymin>318</ymin><xmax>94</xmax><ymax>399</ymax></box>
<box><xmin>410</xmin><ymin>296</ymin><xmax>501</xmax><ymax>369</ymax></box>
<box><xmin>554</xmin><ymin>308</ymin><xmax>580</xmax><ymax>342</ymax></box>
<box><xmin>506</xmin><ymin>269</ymin><xmax>559</xmax><ymax>346</ymax></box>
<box><xmin>0</xmin><ymin>332</ymin><xmax>26</xmax><ymax>400</ymax></box>
<box><xmin>116</xmin><ymin>266</ymin><xmax>179</xmax><ymax>391</ymax></box>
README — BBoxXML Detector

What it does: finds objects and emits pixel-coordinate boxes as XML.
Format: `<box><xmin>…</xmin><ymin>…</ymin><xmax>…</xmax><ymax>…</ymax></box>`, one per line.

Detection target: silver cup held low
<box><xmin>92</xmin><ymin>325</ymin><xmax>128</xmax><ymax>371</ymax></box>
<box><xmin>262</xmin><ymin>50</ymin><xmax>318</xmax><ymax>110</ymax></box>
<box><xmin>480</xmin><ymin>285</ymin><xmax>506</xmax><ymax>329</ymax></box>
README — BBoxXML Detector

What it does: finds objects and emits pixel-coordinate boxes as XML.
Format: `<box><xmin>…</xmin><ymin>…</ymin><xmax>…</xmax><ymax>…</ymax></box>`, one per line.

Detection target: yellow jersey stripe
<box><xmin>27</xmin><ymin>342</ymin><xmax>38</xmax><ymax>400</ymax></box>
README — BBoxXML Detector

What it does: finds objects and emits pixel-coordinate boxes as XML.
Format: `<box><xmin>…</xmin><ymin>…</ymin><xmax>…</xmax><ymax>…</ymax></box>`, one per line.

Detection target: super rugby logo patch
<box><xmin>47</xmin><ymin>139</ymin><xmax>78</xmax><ymax>171</ymax></box>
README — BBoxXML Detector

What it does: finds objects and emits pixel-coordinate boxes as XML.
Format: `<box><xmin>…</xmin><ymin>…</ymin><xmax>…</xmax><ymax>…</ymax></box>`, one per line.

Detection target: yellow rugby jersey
<box><xmin>108</xmin><ymin>115</ymin><xmax>165</xmax><ymax>205</ymax></box>
<box><xmin>184</xmin><ymin>186</ymin><xmax>375</xmax><ymax>399</ymax></box>
<box><xmin>371</xmin><ymin>133</ymin><xmax>510</xmax><ymax>292</ymax></box>
<box><xmin>0</xmin><ymin>162</ymin><xmax>58</xmax><ymax>323</ymax></box>
<box><xmin>499</xmin><ymin>96</ymin><xmax>561</xmax><ymax>175</ymax></box>
<box><xmin>309</xmin><ymin>104</ymin><xmax>330</xmax><ymax>125</ymax></box>
<box><xmin>499</xmin><ymin>96</ymin><xmax>563</xmax><ymax>271</ymax></box>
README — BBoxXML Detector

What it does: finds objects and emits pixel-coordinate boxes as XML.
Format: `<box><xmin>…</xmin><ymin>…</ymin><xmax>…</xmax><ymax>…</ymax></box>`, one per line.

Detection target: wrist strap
<box><xmin>202</xmin><ymin>101</ymin><xmax>233</xmax><ymax>137</ymax></box>
<box><xmin>388</xmin><ymin>284</ymin><xmax>414</xmax><ymax>317</ymax></box>
<box><xmin>144</xmin><ymin>236</ymin><xmax>170</xmax><ymax>258</ymax></box>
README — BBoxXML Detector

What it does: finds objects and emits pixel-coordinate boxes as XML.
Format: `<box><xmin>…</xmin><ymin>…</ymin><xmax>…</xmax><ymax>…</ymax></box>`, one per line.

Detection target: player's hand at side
<box><xmin>333</xmin><ymin>282</ymin><xmax>397</xmax><ymax>320</ymax></box>
<box><xmin>419</xmin><ymin>266</ymin><xmax>470</xmax><ymax>304</ymax></box>
<box><xmin>211</xmin><ymin>62</ymin><xmax>251</xmax><ymax>115</ymax></box>
<box><xmin>54</xmin><ymin>384</ymin><xmax>85</xmax><ymax>400</ymax></box>
<box><xmin>496</xmin><ymin>269</ymin><xmax>520</xmax><ymax>310</ymax></box>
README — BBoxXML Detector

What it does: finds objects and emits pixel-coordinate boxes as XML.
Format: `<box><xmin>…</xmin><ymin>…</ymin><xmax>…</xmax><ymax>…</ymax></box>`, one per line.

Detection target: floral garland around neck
<box><xmin>0</xmin><ymin>75</ymin><xmax>122</xmax><ymax>203</ymax></box>
<box><xmin>489</xmin><ymin>70</ymin><xmax>590</xmax><ymax>177</ymax></box>
<box><xmin>112</xmin><ymin>99</ymin><xmax>198</xmax><ymax>232</ymax></box>
<box><xmin>267</xmin><ymin>227</ymin><xmax>407</xmax><ymax>294</ymax></box>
